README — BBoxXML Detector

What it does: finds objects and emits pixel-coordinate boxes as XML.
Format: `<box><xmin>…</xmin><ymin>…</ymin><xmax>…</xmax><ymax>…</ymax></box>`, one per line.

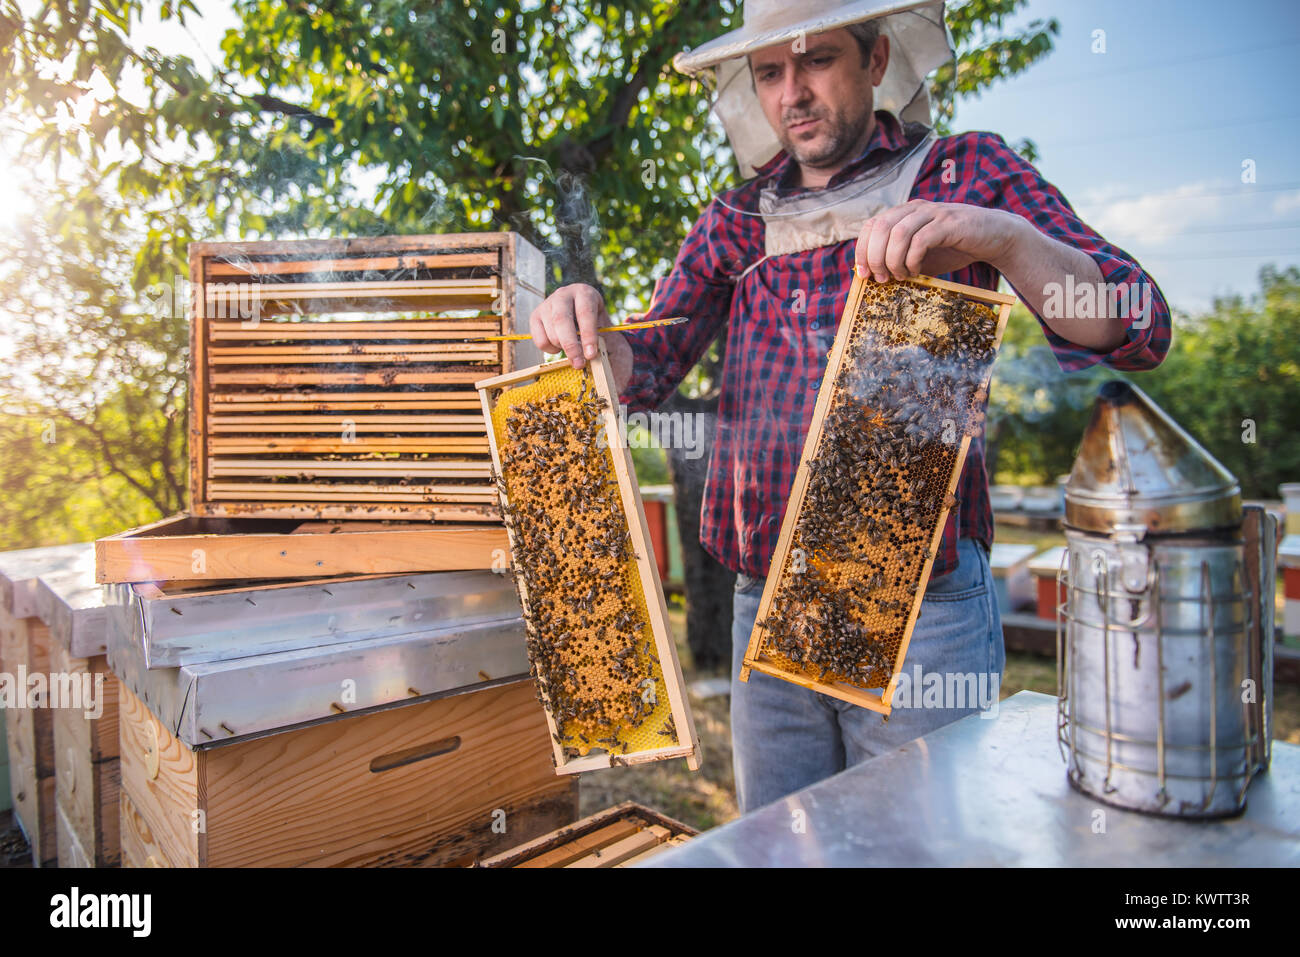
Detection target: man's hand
<box><xmin>854</xmin><ymin>199</ymin><xmax>1027</xmax><ymax>281</ymax></box>
<box><xmin>528</xmin><ymin>282</ymin><xmax>634</xmax><ymax>393</ymax></box>
<box><xmin>854</xmin><ymin>199</ymin><xmax>1129</xmax><ymax>352</ymax></box>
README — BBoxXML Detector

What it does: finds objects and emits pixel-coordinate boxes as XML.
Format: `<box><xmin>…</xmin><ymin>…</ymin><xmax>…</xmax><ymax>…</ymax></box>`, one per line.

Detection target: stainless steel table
<box><xmin>647</xmin><ymin>691</ymin><xmax>1300</xmax><ymax>867</ymax></box>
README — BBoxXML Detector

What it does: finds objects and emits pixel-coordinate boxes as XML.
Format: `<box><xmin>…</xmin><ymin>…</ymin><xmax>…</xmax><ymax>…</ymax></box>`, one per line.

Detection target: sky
<box><xmin>1</xmin><ymin>0</ymin><xmax>1296</xmax><ymax>314</ymax></box>
<box><xmin>950</xmin><ymin>0</ymin><xmax>1300</xmax><ymax>312</ymax></box>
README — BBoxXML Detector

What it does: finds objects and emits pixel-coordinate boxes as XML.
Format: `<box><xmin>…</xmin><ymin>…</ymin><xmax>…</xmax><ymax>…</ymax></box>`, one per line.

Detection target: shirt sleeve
<box><xmin>619</xmin><ymin>201</ymin><xmax>736</xmax><ymax>414</ymax></box>
<box><xmin>969</xmin><ymin>132</ymin><xmax>1172</xmax><ymax>373</ymax></box>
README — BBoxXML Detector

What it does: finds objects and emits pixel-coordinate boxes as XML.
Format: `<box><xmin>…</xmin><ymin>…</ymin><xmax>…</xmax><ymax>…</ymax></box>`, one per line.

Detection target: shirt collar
<box><xmin>752</xmin><ymin>111</ymin><xmax>911</xmax><ymax>191</ymax></box>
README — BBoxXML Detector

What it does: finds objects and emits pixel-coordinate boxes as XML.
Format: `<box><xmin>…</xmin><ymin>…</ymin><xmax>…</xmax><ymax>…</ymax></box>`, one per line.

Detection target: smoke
<box><xmin>987</xmin><ymin>345</ymin><xmax>1114</xmax><ymax>426</ymax></box>
<box><xmin>510</xmin><ymin>153</ymin><xmax>602</xmax><ymax>287</ymax></box>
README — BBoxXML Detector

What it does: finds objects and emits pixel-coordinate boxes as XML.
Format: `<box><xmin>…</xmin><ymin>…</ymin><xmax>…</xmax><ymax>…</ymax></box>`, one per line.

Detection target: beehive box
<box><xmin>50</xmin><ymin>640</ymin><xmax>121</xmax><ymax>868</ymax></box>
<box><xmin>190</xmin><ymin>232</ymin><xmax>544</xmax><ymax>521</ymax></box>
<box><xmin>742</xmin><ymin>274</ymin><xmax>1015</xmax><ymax>713</ymax></box>
<box><xmin>476</xmin><ymin>344</ymin><xmax>701</xmax><ymax>774</ymax></box>
<box><xmin>96</xmin><ymin>233</ymin><xmax>543</xmax><ymax>586</ymax></box>
<box><xmin>0</xmin><ymin>543</ymin><xmax>91</xmax><ymax>866</ymax></box>
<box><xmin>476</xmin><ymin>800</ymin><xmax>696</xmax><ymax>867</ymax></box>
<box><xmin>0</xmin><ymin>609</ymin><xmax>56</xmax><ymax>866</ymax></box>
<box><xmin>116</xmin><ymin>679</ymin><xmax>576</xmax><ymax>867</ymax></box>
<box><xmin>34</xmin><ymin>553</ymin><xmax>121</xmax><ymax>868</ymax></box>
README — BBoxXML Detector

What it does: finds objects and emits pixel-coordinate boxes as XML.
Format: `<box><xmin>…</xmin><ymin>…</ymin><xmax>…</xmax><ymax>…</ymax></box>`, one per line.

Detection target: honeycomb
<box><xmin>484</xmin><ymin>364</ymin><xmax>679</xmax><ymax>764</ymax></box>
<box><xmin>755</xmin><ymin>278</ymin><xmax>1003</xmax><ymax>692</ymax></box>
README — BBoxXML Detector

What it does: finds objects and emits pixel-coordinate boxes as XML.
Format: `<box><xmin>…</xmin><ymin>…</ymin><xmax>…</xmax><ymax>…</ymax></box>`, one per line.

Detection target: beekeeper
<box><xmin>528</xmin><ymin>0</ymin><xmax>1170</xmax><ymax>813</ymax></box>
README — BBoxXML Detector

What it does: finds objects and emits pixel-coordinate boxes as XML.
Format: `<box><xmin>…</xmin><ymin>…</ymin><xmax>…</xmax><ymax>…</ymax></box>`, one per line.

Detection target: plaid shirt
<box><xmin>621</xmin><ymin>111</ymin><xmax>1171</xmax><ymax>579</ymax></box>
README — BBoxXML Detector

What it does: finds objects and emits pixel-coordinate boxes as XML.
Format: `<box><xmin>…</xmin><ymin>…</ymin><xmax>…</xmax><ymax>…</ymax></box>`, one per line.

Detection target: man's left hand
<box><xmin>854</xmin><ymin>199</ymin><xmax>1027</xmax><ymax>282</ymax></box>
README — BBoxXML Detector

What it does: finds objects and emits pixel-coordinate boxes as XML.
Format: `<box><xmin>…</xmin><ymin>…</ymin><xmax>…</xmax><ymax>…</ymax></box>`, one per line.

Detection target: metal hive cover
<box><xmin>1065</xmin><ymin>380</ymin><xmax>1240</xmax><ymax>535</ymax></box>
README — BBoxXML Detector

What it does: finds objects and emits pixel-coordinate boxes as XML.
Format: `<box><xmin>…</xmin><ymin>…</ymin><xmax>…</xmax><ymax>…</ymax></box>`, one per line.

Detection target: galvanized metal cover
<box><xmin>1065</xmin><ymin>380</ymin><xmax>1240</xmax><ymax>536</ymax></box>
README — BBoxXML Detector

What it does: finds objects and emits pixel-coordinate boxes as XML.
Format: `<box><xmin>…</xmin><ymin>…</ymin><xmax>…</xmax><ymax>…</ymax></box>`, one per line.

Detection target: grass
<box><xmin>577</xmin><ymin>602</ymin><xmax>1300</xmax><ymax>832</ymax></box>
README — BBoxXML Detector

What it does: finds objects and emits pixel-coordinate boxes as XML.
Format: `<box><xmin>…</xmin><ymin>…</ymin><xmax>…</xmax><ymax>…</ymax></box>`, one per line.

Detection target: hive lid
<box><xmin>1065</xmin><ymin>380</ymin><xmax>1241</xmax><ymax>536</ymax></box>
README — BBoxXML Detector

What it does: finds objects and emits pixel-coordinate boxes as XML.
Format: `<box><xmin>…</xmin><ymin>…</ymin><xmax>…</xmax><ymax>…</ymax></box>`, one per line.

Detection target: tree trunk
<box><xmin>984</xmin><ymin>414</ymin><xmax>1004</xmax><ymax>485</ymax></box>
<box><xmin>662</xmin><ymin>391</ymin><xmax>734</xmax><ymax>672</ymax></box>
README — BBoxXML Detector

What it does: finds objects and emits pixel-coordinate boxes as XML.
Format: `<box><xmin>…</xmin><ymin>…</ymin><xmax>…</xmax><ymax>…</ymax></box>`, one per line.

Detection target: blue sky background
<box><xmin>69</xmin><ymin>0</ymin><xmax>1300</xmax><ymax>314</ymax></box>
<box><xmin>951</xmin><ymin>0</ymin><xmax>1300</xmax><ymax>312</ymax></box>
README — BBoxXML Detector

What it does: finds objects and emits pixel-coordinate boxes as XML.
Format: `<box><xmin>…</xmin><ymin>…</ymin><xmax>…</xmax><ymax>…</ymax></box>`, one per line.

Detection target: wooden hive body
<box><xmin>1</xmin><ymin>608</ymin><xmax>56</xmax><ymax>866</ymax></box>
<box><xmin>189</xmin><ymin>232</ymin><xmax>544</xmax><ymax>522</ymax></box>
<box><xmin>96</xmin><ymin>233</ymin><xmax>538</xmax><ymax>585</ymax></box>
<box><xmin>477</xmin><ymin>344</ymin><xmax>701</xmax><ymax>774</ymax></box>
<box><xmin>742</xmin><ymin>273</ymin><xmax>1015</xmax><ymax>713</ymax></box>
<box><xmin>116</xmin><ymin>680</ymin><xmax>576</xmax><ymax>867</ymax></box>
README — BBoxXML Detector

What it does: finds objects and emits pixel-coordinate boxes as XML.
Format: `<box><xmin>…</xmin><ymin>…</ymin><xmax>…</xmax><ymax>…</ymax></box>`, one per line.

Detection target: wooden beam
<box><xmin>209</xmin><ymin>319</ymin><xmax>500</xmax><ymax>340</ymax></box>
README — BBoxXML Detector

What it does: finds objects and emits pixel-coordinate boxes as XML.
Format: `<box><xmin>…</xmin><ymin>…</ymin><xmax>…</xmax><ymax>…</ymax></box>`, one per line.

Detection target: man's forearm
<box><xmin>994</xmin><ymin>217</ymin><xmax>1128</xmax><ymax>352</ymax></box>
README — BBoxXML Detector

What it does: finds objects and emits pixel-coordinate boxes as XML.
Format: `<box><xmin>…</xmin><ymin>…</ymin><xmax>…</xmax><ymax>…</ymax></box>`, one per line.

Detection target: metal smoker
<box><xmin>1057</xmin><ymin>380</ymin><xmax>1276</xmax><ymax>817</ymax></box>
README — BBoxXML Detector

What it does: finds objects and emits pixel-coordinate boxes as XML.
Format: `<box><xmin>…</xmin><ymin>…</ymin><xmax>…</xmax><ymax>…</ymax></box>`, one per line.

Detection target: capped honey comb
<box><xmin>742</xmin><ymin>274</ymin><xmax>1015</xmax><ymax>714</ymax></box>
<box><xmin>477</xmin><ymin>344</ymin><xmax>701</xmax><ymax>774</ymax></box>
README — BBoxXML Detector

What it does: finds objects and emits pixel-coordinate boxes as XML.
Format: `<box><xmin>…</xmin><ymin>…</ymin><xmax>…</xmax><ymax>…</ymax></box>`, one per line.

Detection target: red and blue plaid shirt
<box><xmin>620</xmin><ymin>111</ymin><xmax>1171</xmax><ymax>579</ymax></box>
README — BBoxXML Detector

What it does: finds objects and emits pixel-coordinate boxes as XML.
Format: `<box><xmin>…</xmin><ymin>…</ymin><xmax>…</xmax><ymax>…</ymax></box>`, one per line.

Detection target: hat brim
<box><xmin>673</xmin><ymin>0</ymin><xmax>938</xmax><ymax>74</ymax></box>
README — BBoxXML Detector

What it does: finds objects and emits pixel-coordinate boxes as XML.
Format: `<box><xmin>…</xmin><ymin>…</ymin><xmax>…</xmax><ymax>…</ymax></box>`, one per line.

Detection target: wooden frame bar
<box><xmin>204</xmin><ymin>251</ymin><xmax>499</xmax><ymax>278</ymax></box>
<box><xmin>476</xmin><ymin>800</ymin><xmax>696</xmax><ymax>868</ymax></box>
<box><xmin>476</xmin><ymin>343</ymin><xmax>701</xmax><ymax>775</ymax></box>
<box><xmin>740</xmin><ymin>273</ymin><xmax>1016</xmax><ymax>713</ymax></box>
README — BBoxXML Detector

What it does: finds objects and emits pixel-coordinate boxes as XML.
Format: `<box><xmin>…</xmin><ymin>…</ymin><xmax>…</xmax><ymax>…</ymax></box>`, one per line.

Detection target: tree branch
<box><xmin>583</xmin><ymin>0</ymin><xmax>713</xmax><ymax>164</ymax></box>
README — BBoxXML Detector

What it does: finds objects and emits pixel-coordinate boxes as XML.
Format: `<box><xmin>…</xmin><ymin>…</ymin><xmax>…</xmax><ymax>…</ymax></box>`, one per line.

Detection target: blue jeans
<box><xmin>729</xmin><ymin>537</ymin><xmax>1005</xmax><ymax>813</ymax></box>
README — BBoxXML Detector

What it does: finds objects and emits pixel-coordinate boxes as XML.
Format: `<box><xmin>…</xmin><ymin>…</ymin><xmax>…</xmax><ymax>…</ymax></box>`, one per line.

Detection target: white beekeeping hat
<box><xmin>674</xmin><ymin>1</ymin><xmax>954</xmax><ymax>177</ymax></box>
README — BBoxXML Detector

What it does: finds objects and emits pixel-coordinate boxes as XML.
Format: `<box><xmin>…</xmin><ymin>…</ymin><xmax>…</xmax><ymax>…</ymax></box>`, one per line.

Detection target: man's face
<box><xmin>749</xmin><ymin>28</ymin><xmax>889</xmax><ymax>170</ymax></box>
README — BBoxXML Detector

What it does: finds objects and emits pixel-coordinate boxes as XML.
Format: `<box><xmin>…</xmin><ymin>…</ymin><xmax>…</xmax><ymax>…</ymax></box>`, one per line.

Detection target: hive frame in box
<box><xmin>187</xmin><ymin>232</ymin><xmax>544</xmax><ymax>523</ymax></box>
<box><xmin>741</xmin><ymin>273</ymin><xmax>1016</xmax><ymax>714</ymax></box>
<box><xmin>476</xmin><ymin>800</ymin><xmax>697</xmax><ymax>867</ymax></box>
<box><xmin>476</xmin><ymin>342</ymin><xmax>701</xmax><ymax>774</ymax></box>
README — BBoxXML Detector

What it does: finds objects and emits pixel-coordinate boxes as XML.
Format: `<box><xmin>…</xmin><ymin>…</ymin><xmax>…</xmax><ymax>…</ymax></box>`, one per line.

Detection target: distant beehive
<box><xmin>742</xmin><ymin>274</ymin><xmax>1015</xmax><ymax>713</ymax></box>
<box><xmin>477</xmin><ymin>344</ymin><xmax>701</xmax><ymax>774</ymax></box>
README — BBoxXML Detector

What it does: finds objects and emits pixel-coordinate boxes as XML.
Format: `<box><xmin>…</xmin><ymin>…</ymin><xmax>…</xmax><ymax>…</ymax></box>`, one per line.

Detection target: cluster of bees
<box><xmin>758</xmin><ymin>282</ymin><xmax>999</xmax><ymax>688</ymax></box>
<box><xmin>492</xmin><ymin>372</ymin><xmax>670</xmax><ymax>760</ymax></box>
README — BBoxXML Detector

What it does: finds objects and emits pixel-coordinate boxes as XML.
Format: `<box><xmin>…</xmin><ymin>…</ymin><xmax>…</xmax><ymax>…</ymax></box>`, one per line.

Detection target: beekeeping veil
<box><xmin>673</xmin><ymin>0</ymin><xmax>954</xmax><ymax>179</ymax></box>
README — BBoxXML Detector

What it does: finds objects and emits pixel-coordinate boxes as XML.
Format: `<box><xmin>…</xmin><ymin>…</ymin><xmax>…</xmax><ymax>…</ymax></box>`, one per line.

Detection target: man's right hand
<box><xmin>529</xmin><ymin>283</ymin><xmax>633</xmax><ymax>394</ymax></box>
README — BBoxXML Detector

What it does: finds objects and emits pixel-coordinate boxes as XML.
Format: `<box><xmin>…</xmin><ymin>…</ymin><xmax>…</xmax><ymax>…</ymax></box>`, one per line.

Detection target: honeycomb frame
<box><xmin>741</xmin><ymin>272</ymin><xmax>1016</xmax><ymax>714</ymax></box>
<box><xmin>476</xmin><ymin>342</ymin><xmax>702</xmax><ymax>775</ymax></box>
